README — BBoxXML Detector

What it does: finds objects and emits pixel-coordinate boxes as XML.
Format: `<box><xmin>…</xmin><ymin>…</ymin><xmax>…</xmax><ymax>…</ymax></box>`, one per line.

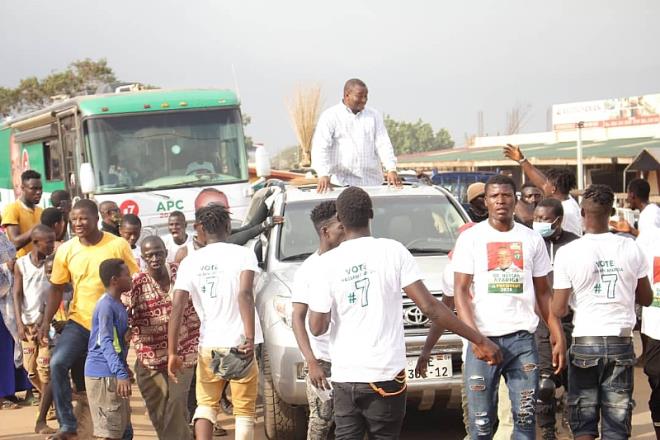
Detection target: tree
<box><xmin>271</xmin><ymin>145</ymin><xmax>299</xmax><ymax>170</ymax></box>
<box><xmin>384</xmin><ymin>115</ymin><xmax>455</xmax><ymax>155</ymax></box>
<box><xmin>0</xmin><ymin>58</ymin><xmax>116</xmax><ymax>116</ymax></box>
<box><xmin>505</xmin><ymin>103</ymin><xmax>532</xmax><ymax>135</ymax></box>
<box><xmin>242</xmin><ymin>113</ymin><xmax>254</xmax><ymax>149</ymax></box>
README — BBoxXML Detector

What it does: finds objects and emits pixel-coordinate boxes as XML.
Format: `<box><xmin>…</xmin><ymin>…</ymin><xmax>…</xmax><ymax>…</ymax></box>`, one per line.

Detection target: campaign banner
<box><xmin>552</xmin><ymin>93</ymin><xmax>660</xmax><ymax>130</ymax></box>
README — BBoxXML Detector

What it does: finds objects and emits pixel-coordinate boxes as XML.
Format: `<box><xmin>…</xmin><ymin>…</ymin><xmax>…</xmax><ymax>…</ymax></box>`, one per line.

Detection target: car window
<box><xmin>278</xmin><ymin>194</ymin><xmax>466</xmax><ymax>261</ymax></box>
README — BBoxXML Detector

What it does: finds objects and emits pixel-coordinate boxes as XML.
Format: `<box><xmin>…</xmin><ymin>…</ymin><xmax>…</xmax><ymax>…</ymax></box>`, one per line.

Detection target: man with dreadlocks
<box><xmin>552</xmin><ymin>184</ymin><xmax>653</xmax><ymax>440</ymax></box>
<box><xmin>504</xmin><ymin>144</ymin><xmax>582</xmax><ymax>236</ymax></box>
<box><xmin>167</xmin><ymin>204</ymin><xmax>262</xmax><ymax>440</ymax></box>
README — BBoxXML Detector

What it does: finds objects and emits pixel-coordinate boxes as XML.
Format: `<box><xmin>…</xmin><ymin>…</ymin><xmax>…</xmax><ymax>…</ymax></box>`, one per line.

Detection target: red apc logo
<box><xmin>120</xmin><ymin>199</ymin><xmax>140</xmax><ymax>215</ymax></box>
<box><xmin>21</xmin><ymin>149</ymin><xmax>30</xmax><ymax>171</ymax></box>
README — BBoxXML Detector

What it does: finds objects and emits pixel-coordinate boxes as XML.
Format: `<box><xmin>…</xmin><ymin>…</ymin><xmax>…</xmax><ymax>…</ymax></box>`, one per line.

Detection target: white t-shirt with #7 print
<box><xmin>308</xmin><ymin>236</ymin><xmax>423</xmax><ymax>383</ymax></box>
<box><xmin>553</xmin><ymin>233</ymin><xmax>648</xmax><ymax>337</ymax></box>
<box><xmin>451</xmin><ymin>221</ymin><xmax>551</xmax><ymax>337</ymax></box>
<box><xmin>173</xmin><ymin>241</ymin><xmax>263</xmax><ymax>348</ymax></box>
<box><xmin>291</xmin><ymin>252</ymin><xmax>332</xmax><ymax>362</ymax></box>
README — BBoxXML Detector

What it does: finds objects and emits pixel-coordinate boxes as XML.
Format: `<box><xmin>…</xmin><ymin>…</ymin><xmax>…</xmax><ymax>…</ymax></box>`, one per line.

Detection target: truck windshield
<box><xmin>84</xmin><ymin>108</ymin><xmax>248</xmax><ymax>194</ymax></box>
<box><xmin>278</xmin><ymin>195</ymin><xmax>466</xmax><ymax>261</ymax></box>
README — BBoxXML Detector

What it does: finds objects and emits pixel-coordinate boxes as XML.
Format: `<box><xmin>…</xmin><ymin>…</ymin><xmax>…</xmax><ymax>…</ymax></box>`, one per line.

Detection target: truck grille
<box><xmin>402</xmin><ymin>292</ymin><xmax>449</xmax><ymax>331</ymax></box>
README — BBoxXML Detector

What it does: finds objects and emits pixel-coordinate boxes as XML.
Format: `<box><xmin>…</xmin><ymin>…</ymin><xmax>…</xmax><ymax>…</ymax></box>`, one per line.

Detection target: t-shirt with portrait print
<box><xmin>451</xmin><ymin>221</ymin><xmax>551</xmax><ymax>337</ymax></box>
<box><xmin>634</xmin><ymin>228</ymin><xmax>660</xmax><ymax>339</ymax></box>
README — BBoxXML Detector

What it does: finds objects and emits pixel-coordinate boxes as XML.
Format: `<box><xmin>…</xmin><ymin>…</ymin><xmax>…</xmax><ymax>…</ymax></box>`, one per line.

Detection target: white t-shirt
<box><xmin>438</xmin><ymin>261</ymin><xmax>454</xmax><ymax>297</ymax></box>
<box><xmin>173</xmin><ymin>241</ymin><xmax>263</xmax><ymax>348</ymax></box>
<box><xmin>162</xmin><ymin>233</ymin><xmax>193</xmax><ymax>263</ymax></box>
<box><xmin>638</xmin><ymin>203</ymin><xmax>660</xmax><ymax>234</ymax></box>
<box><xmin>553</xmin><ymin>233</ymin><xmax>648</xmax><ymax>337</ymax></box>
<box><xmin>636</xmin><ymin>229</ymin><xmax>660</xmax><ymax>339</ymax></box>
<box><xmin>291</xmin><ymin>252</ymin><xmax>331</xmax><ymax>362</ymax></box>
<box><xmin>451</xmin><ymin>221</ymin><xmax>551</xmax><ymax>337</ymax></box>
<box><xmin>561</xmin><ymin>197</ymin><xmax>583</xmax><ymax>237</ymax></box>
<box><xmin>131</xmin><ymin>246</ymin><xmax>144</xmax><ymax>271</ymax></box>
<box><xmin>16</xmin><ymin>255</ymin><xmax>50</xmax><ymax>325</ymax></box>
<box><xmin>308</xmin><ymin>237</ymin><xmax>423</xmax><ymax>383</ymax></box>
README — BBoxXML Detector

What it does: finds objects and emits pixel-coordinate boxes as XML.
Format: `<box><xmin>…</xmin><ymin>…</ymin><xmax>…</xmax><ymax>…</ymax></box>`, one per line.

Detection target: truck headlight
<box><xmin>273</xmin><ymin>295</ymin><xmax>293</xmax><ymax>328</ymax></box>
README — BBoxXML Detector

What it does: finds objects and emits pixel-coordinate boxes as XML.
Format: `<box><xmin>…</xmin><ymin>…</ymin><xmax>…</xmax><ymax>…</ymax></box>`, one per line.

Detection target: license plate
<box><xmin>406</xmin><ymin>354</ymin><xmax>453</xmax><ymax>380</ymax></box>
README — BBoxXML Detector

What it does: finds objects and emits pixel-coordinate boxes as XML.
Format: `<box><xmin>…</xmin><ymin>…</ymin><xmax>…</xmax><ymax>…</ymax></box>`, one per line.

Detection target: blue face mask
<box><xmin>533</xmin><ymin>220</ymin><xmax>556</xmax><ymax>238</ymax></box>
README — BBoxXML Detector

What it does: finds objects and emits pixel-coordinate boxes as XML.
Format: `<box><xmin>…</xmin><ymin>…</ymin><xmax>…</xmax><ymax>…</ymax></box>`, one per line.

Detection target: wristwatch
<box><xmin>262</xmin><ymin>217</ymin><xmax>274</xmax><ymax>229</ymax></box>
<box><xmin>518</xmin><ymin>157</ymin><xmax>527</xmax><ymax>164</ymax></box>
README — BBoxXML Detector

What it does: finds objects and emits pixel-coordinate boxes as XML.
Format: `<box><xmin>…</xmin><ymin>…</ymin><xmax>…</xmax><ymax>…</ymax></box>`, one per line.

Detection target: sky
<box><xmin>1</xmin><ymin>0</ymin><xmax>659</xmax><ymax>152</ymax></box>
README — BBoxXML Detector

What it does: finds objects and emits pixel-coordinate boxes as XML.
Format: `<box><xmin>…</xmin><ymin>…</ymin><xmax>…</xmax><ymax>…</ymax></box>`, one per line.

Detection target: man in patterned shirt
<box><xmin>312</xmin><ymin>78</ymin><xmax>400</xmax><ymax>193</ymax></box>
<box><xmin>124</xmin><ymin>236</ymin><xmax>200</xmax><ymax>440</ymax></box>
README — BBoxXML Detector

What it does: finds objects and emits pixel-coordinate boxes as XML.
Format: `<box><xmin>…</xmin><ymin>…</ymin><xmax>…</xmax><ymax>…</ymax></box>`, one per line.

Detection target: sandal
<box><xmin>0</xmin><ymin>399</ymin><xmax>20</xmax><ymax>410</ymax></box>
<box><xmin>213</xmin><ymin>423</ymin><xmax>227</xmax><ymax>437</ymax></box>
<box><xmin>36</xmin><ymin>424</ymin><xmax>57</xmax><ymax>435</ymax></box>
<box><xmin>47</xmin><ymin>405</ymin><xmax>57</xmax><ymax>420</ymax></box>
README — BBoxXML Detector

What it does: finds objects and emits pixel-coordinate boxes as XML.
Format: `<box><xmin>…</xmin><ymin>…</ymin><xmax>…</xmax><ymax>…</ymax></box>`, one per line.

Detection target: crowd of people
<box><xmin>0</xmin><ymin>77</ymin><xmax>658</xmax><ymax>440</ymax></box>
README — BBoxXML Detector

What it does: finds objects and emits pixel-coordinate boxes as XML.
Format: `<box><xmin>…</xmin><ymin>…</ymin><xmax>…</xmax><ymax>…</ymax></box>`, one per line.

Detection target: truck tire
<box><xmin>260</xmin><ymin>347</ymin><xmax>308</xmax><ymax>440</ymax></box>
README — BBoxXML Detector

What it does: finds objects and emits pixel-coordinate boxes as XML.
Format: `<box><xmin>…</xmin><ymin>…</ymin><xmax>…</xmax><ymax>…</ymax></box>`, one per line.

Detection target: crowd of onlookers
<box><xmin>1</xmin><ymin>77</ymin><xmax>659</xmax><ymax>440</ymax></box>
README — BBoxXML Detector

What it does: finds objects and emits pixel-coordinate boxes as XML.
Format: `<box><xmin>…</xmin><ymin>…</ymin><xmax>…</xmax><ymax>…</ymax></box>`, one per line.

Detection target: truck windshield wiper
<box><xmin>281</xmin><ymin>252</ymin><xmax>313</xmax><ymax>261</ymax></box>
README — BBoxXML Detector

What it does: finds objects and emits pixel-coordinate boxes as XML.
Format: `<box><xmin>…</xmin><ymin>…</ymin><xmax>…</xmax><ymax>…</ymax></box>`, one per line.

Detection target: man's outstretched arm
<box><xmin>405</xmin><ymin>280</ymin><xmax>501</xmax><ymax>365</ymax></box>
<box><xmin>503</xmin><ymin>144</ymin><xmax>553</xmax><ymax>196</ymax></box>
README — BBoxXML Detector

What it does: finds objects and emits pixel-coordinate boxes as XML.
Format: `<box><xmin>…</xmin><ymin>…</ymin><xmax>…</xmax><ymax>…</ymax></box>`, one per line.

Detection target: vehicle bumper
<box><xmin>404</xmin><ymin>333</ymin><xmax>464</xmax><ymax>410</ymax></box>
<box><xmin>263</xmin><ymin>327</ymin><xmax>465</xmax><ymax>410</ymax></box>
<box><xmin>262</xmin><ymin>321</ymin><xmax>308</xmax><ymax>406</ymax></box>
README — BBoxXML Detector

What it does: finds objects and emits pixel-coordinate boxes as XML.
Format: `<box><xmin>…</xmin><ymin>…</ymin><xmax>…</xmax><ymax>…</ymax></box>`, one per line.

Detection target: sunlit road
<box><xmin>1</xmin><ymin>365</ymin><xmax>654</xmax><ymax>439</ymax></box>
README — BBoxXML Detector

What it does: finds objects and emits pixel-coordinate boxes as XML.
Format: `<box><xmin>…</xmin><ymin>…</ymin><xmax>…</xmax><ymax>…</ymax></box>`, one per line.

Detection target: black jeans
<box><xmin>535</xmin><ymin>315</ymin><xmax>573</xmax><ymax>429</ymax></box>
<box><xmin>333</xmin><ymin>381</ymin><xmax>406</xmax><ymax>440</ymax></box>
<box><xmin>644</xmin><ymin>336</ymin><xmax>660</xmax><ymax>426</ymax></box>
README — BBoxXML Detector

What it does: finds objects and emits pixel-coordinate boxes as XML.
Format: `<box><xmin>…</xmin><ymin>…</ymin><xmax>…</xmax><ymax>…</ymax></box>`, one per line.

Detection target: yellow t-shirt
<box><xmin>50</xmin><ymin>232</ymin><xmax>138</xmax><ymax>330</ymax></box>
<box><xmin>1</xmin><ymin>200</ymin><xmax>43</xmax><ymax>257</ymax></box>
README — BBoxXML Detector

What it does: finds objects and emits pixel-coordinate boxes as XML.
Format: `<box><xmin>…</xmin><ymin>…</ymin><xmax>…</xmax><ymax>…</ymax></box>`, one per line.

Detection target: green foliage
<box><xmin>272</xmin><ymin>145</ymin><xmax>299</xmax><ymax>170</ymax></box>
<box><xmin>0</xmin><ymin>58</ymin><xmax>117</xmax><ymax>116</ymax></box>
<box><xmin>384</xmin><ymin>115</ymin><xmax>454</xmax><ymax>155</ymax></box>
<box><xmin>242</xmin><ymin>113</ymin><xmax>253</xmax><ymax>149</ymax></box>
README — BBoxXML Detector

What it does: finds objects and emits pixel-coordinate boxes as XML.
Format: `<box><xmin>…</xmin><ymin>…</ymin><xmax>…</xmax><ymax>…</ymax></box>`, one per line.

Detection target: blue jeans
<box><xmin>51</xmin><ymin>320</ymin><xmax>90</xmax><ymax>433</ymax></box>
<box><xmin>567</xmin><ymin>338</ymin><xmax>635</xmax><ymax>439</ymax></box>
<box><xmin>464</xmin><ymin>330</ymin><xmax>539</xmax><ymax>439</ymax></box>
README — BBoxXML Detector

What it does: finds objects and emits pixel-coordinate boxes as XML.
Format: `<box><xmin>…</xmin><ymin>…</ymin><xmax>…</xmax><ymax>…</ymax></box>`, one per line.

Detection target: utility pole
<box><xmin>477</xmin><ymin>111</ymin><xmax>484</xmax><ymax>137</ymax></box>
<box><xmin>576</xmin><ymin>121</ymin><xmax>584</xmax><ymax>191</ymax></box>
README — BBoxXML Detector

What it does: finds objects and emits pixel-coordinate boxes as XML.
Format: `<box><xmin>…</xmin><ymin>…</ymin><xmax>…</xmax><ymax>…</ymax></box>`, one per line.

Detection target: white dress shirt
<box><xmin>311</xmin><ymin>102</ymin><xmax>397</xmax><ymax>186</ymax></box>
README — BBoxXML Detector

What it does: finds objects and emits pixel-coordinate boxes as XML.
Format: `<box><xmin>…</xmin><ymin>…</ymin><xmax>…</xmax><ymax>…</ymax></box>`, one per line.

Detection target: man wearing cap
<box><xmin>466</xmin><ymin>182</ymin><xmax>488</xmax><ymax>223</ymax></box>
<box><xmin>312</xmin><ymin>78</ymin><xmax>400</xmax><ymax>193</ymax></box>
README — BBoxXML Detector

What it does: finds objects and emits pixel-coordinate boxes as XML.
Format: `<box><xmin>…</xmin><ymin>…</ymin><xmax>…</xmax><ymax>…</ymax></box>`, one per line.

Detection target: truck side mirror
<box><xmin>79</xmin><ymin>162</ymin><xmax>96</xmax><ymax>194</ymax></box>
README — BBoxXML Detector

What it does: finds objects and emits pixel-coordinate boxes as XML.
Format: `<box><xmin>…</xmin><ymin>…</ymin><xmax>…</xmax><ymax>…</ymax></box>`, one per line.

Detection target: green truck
<box><xmin>1</xmin><ymin>88</ymin><xmax>253</xmax><ymax>233</ymax></box>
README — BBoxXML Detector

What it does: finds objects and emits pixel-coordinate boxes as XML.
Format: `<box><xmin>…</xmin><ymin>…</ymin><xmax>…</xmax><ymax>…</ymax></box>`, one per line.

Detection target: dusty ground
<box><xmin>1</xmin><ymin>344</ymin><xmax>656</xmax><ymax>440</ymax></box>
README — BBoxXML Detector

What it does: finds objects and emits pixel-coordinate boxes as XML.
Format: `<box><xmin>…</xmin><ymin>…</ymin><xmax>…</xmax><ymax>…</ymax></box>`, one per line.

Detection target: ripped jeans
<box><xmin>567</xmin><ymin>337</ymin><xmax>635</xmax><ymax>439</ymax></box>
<box><xmin>464</xmin><ymin>330</ymin><xmax>539</xmax><ymax>439</ymax></box>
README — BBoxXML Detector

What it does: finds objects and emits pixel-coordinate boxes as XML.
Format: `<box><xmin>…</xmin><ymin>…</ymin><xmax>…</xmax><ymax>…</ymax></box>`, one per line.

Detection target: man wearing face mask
<box><xmin>532</xmin><ymin>198</ymin><xmax>579</xmax><ymax>439</ymax></box>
